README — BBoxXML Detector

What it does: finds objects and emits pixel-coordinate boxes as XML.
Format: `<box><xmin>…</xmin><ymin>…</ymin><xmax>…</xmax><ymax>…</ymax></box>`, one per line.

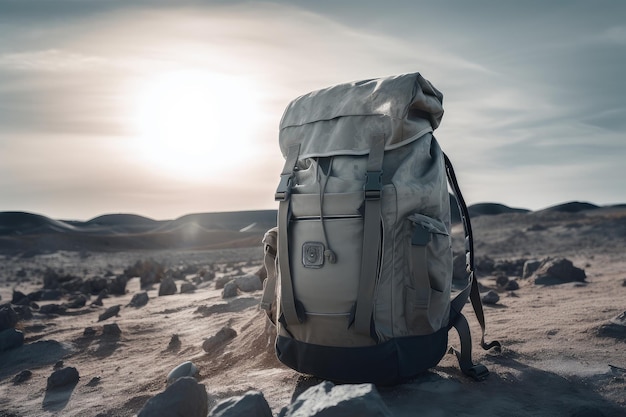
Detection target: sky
<box><xmin>1</xmin><ymin>0</ymin><xmax>625</xmax><ymax>220</ymax></box>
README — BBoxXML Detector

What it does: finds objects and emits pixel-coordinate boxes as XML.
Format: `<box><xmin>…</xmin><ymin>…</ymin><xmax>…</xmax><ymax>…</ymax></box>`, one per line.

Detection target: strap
<box><xmin>449</xmin><ymin>313</ymin><xmax>490</xmax><ymax>381</ymax></box>
<box><xmin>409</xmin><ymin>225</ymin><xmax>431</xmax><ymax>307</ymax></box>
<box><xmin>443</xmin><ymin>153</ymin><xmax>501</xmax><ymax>373</ymax></box>
<box><xmin>354</xmin><ymin>135</ymin><xmax>385</xmax><ymax>335</ymax></box>
<box><xmin>276</xmin><ymin>144</ymin><xmax>303</xmax><ymax>326</ymax></box>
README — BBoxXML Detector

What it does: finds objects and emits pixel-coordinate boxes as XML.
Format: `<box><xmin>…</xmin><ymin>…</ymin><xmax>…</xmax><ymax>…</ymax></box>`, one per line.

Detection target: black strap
<box><xmin>444</xmin><ymin>153</ymin><xmax>501</xmax><ymax>377</ymax></box>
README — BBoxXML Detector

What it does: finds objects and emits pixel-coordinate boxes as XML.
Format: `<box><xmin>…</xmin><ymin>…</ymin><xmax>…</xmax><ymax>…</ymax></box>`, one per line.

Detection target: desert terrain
<box><xmin>0</xmin><ymin>203</ymin><xmax>625</xmax><ymax>416</ymax></box>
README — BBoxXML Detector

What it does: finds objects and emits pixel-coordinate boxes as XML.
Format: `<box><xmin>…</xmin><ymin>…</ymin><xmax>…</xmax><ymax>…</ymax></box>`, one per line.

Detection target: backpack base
<box><xmin>275</xmin><ymin>327</ymin><xmax>448</xmax><ymax>386</ymax></box>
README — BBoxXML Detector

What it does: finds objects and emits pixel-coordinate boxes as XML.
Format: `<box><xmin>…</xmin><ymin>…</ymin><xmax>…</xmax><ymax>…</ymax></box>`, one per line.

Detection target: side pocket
<box><xmin>404</xmin><ymin>214</ymin><xmax>452</xmax><ymax>334</ymax></box>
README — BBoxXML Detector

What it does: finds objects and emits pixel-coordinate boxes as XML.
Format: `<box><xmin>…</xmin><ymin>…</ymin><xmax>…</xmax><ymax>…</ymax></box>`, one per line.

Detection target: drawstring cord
<box><xmin>318</xmin><ymin>158</ymin><xmax>337</xmax><ymax>263</ymax></box>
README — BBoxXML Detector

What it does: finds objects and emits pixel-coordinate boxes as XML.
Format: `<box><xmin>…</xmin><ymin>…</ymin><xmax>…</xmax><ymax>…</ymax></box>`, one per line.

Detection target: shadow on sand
<box><xmin>42</xmin><ymin>381</ymin><xmax>78</xmax><ymax>413</ymax></box>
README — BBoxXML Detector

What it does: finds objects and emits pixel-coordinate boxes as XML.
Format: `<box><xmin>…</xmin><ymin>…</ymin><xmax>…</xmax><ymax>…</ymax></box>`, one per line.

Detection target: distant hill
<box><xmin>539</xmin><ymin>201</ymin><xmax>600</xmax><ymax>213</ymax></box>
<box><xmin>0</xmin><ymin>210</ymin><xmax>277</xmax><ymax>256</ymax></box>
<box><xmin>468</xmin><ymin>203</ymin><xmax>530</xmax><ymax>217</ymax></box>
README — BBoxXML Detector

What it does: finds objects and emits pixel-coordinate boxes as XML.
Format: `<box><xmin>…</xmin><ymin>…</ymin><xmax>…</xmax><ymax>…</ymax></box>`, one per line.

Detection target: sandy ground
<box><xmin>1</xmin><ymin>210</ymin><xmax>625</xmax><ymax>416</ymax></box>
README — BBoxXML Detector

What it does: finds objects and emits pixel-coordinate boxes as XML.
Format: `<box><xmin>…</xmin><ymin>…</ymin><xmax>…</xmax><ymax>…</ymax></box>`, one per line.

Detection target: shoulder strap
<box><xmin>354</xmin><ymin>135</ymin><xmax>385</xmax><ymax>335</ymax></box>
<box><xmin>444</xmin><ymin>153</ymin><xmax>501</xmax><ymax>380</ymax></box>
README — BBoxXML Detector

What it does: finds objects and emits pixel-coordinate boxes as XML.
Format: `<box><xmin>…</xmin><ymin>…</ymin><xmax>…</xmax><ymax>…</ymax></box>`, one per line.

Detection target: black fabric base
<box><xmin>276</xmin><ymin>327</ymin><xmax>449</xmax><ymax>385</ymax></box>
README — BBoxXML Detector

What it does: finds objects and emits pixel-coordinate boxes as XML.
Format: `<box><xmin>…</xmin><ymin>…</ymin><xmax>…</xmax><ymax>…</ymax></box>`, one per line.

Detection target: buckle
<box><xmin>364</xmin><ymin>170</ymin><xmax>382</xmax><ymax>200</ymax></box>
<box><xmin>275</xmin><ymin>174</ymin><xmax>292</xmax><ymax>201</ymax></box>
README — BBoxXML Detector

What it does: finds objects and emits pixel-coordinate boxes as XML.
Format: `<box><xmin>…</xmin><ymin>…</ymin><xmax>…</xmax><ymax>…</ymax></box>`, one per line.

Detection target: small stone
<box><xmin>86</xmin><ymin>376</ymin><xmax>101</xmax><ymax>387</ymax></box>
<box><xmin>128</xmin><ymin>292</ymin><xmax>149</xmax><ymax>308</ymax></box>
<box><xmin>83</xmin><ymin>327</ymin><xmax>97</xmax><ymax>337</ymax></box>
<box><xmin>221</xmin><ymin>281</ymin><xmax>239</xmax><ymax>299</ymax></box>
<box><xmin>102</xmin><ymin>323</ymin><xmax>122</xmax><ymax>337</ymax></box>
<box><xmin>46</xmin><ymin>367</ymin><xmax>80</xmax><ymax>390</ymax></box>
<box><xmin>481</xmin><ymin>290</ymin><xmax>500</xmax><ymax>305</ymax></box>
<box><xmin>180</xmin><ymin>282</ymin><xmax>197</xmax><ymax>294</ymax></box>
<box><xmin>12</xmin><ymin>370</ymin><xmax>32</xmax><ymax>385</ymax></box>
<box><xmin>98</xmin><ymin>305</ymin><xmax>121</xmax><ymax>322</ymax></box>
<box><xmin>137</xmin><ymin>377</ymin><xmax>208</xmax><ymax>417</ymax></box>
<box><xmin>166</xmin><ymin>361</ymin><xmax>198</xmax><ymax>385</ymax></box>
<box><xmin>504</xmin><ymin>280</ymin><xmax>519</xmax><ymax>291</ymax></box>
<box><xmin>202</xmin><ymin>327</ymin><xmax>237</xmax><ymax>353</ymax></box>
<box><xmin>168</xmin><ymin>334</ymin><xmax>181</xmax><ymax>350</ymax></box>
<box><xmin>54</xmin><ymin>360</ymin><xmax>64</xmax><ymax>369</ymax></box>
<box><xmin>158</xmin><ymin>277</ymin><xmax>177</xmax><ymax>296</ymax></box>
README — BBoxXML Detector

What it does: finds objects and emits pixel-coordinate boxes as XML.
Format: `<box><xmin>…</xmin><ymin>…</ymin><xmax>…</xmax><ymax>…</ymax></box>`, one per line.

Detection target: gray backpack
<box><xmin>261</xmin><ymin>72</ymin><xmax>500</xmax><ymax>385</ymax></box>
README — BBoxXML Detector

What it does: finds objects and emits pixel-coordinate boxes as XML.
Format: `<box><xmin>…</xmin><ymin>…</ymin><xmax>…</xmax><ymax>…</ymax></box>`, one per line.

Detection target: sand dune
<box><xmin>1</xmin><ymin>204</ymin><xmax>625</xmax><ymax>416</ymax></box>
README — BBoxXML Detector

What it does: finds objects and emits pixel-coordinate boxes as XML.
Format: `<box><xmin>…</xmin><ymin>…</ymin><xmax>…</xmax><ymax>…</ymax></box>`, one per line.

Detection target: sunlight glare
<box><xmin>131</xmin><ymin>70</ymin><xmax>260</xmax><ymax>180</ymax></box>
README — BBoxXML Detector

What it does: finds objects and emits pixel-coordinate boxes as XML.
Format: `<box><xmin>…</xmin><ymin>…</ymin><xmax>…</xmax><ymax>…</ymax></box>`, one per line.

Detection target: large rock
<box><xmin>137</xmin><ymin>377</ymin><xmax>208</xmax><ymax>417</ymax></box>
<box><xmin>279</xmin><ymin>381</ymin><xmax>392</xmax><ymax>417</ymax></box>
<box><xmin>533</xmin><ymin>258</ymin><xmax>586</xmax><ymax>285</ymax></box>
<box><xmin>209</xmin><ymin>391</ymin><xmax>272</xmax><ymax>417</ymax></box>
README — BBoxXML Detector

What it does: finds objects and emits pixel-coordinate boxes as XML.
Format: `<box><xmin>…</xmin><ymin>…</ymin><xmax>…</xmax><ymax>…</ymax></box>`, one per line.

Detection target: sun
<box><xmin>131</xmin><ymin>70</ymin><xmax>259</xmax><ymax>179</ymax></box>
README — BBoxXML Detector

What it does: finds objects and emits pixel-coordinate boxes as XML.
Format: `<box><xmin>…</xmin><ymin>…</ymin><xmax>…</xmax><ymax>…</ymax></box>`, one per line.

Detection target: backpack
<box><xmin>261</xmin><ymin>72</ymin><xmax>500</xmax><ymax>385</ymax></box>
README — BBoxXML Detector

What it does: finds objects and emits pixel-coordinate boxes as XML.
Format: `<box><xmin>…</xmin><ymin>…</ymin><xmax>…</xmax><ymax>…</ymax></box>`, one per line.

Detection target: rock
<box><xmin>83</xmin><ymin>327</ymin><xmax>97</xmax><ymax>337</ymax></box>
<box><xmin>137</xmin><ymin>377</ymin><xmax>208</xmax><ymax>417</ymax></box>
<box><xmin>222</xmin><ymin>281</ymin><xmax>239</xmax><ymax>298</ymax></box>
<box><xmin>158</xmin><ymin>277</ymin><xmax>177</xmax><ymax>296</ymax></box>
<box><xmin>209</xmin><ymin>390</ymin><xmax>272</xmax><ymax>417</ymax></box>
<box><xmin>12</xmin><ymin>370</ymin><xmax>32</xmax><ymax>385</ymax></box>
<box><xmin>533</xmin><ymin>258</ymin><xmax>586</xmax><ymax>285</ymax></box>
<box><xmin>523</xmin><ymin>259</ymin><xmax>542</xmax><ymax>279</ymax></box>
<box><xmin>166</xmin><ymin>361</ymin><xmax>198</xmax><ymax>385</ymax></box>
<box><xmin>40</xmin><ymin>303</ymin><xmax>67</xmax><ymax>315</ymax></box>
<box><xmin>107</xmin><ymin>274</ymin><xmax>128</xmax><ymax>295</ymax></box>
<box><xmin>168</xmin><ymin>334</ymin><xmax>181</xmax><ymax>350</ymax></box>
<box><xmin>11</xmin><ymin>290</ymin><xmax>28</xmax><ymax>305</ymax></box>
<box><xmin>278</xmin><ymin>381</ymin><xmax>392</xmax><ymax>417</ymax></box>
<box><xmin>102</xmin><ymin>323</ymin><xmax>122</xmax><ymax>337</ymax></box>
<box><xmin>54</xmin><ymin>360</ymin><xmax>64</xmax><ymax>369</ymax></box>
<box><xmin>0</xmin><ymin>304</ymin><xmax>19</xmax><ymax>331</ymax></box>
<box><xmin>214</xmin><ymin>275</ymin><xmax>234</xmax><ymax>290</ymax></box>
<box><xmin>128</xmin><ymin>292</ymin><xmax>149</xmax><ymax>308</ymax></box>
<box><xmin>12</xmin><ymin>304</ymin><xmax>33</xmax><ymax>321</ymax></box>
<box><xmin>0</xmin><ymin>328</ymin><xmax>24</xmax><ymax>352</ymax></box>
<box><xmin>65</xmin><ymin>294</ymin><xmax>88</xmax><ymax>309</ymax></box>
<box><xmin>98</xmin><ymin>305</ymin><xmax>121</xmax><ymax>322</ymax></box>
<box><xmin>504</xmin><ymin>280</ymin><xmax>520</xmax><ymax>291</ymax></box>
<box><xmin>597</xmin><ymin>311</ymin><xmax>626</xmax><ymax>339</ymax></box>
<box><xmin>46</xmin><ymin>367</ymin><xmax>80</xmax><ymax>390</ymax></box>
<box><xmin>481</xmin><ymin>290</ymin><xmax>500</xmax><ymax>305</ymax></box>
<box><xmin>234</xmin><ymin>274</ymin><xmax>263</xmax><ymax>292</ymax></box>
<box><xmin>202</xmin><ymin>326</ymin><xmax>237</xmax><ymax>353</ymax></box>
<box><xmin>495</xmin><ymin>275</ymin><xmax>509</xmax><ymax>288</ymax></box>
<box><xmin>86</xmin><ymin>376</ymin><xmax>101</xmax><ymax>387</ymax></box>
<box><xmin>124</xmin><ymin>259</ymin><xmax>166</xmax><ymax>288</ymax></box>
<box><xmin>180</xmin><ymin>282</ymin><xmax>197</xmax><ymax>294</ymax></box>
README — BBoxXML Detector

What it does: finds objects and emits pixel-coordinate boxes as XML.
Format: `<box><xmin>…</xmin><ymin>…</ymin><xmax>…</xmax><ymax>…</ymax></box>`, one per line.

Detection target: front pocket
<box><xmin>289</xmin><ymin>217</ymin><xmax>363</xmax><ymax>315</ymax></box>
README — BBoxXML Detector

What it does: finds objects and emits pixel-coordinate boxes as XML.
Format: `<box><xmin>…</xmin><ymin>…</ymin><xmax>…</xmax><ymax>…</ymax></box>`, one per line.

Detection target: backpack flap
<box><xmin>279</xmin><ymin>72</ymin><xmax>443</xmax><ymax>160</ymax></box>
